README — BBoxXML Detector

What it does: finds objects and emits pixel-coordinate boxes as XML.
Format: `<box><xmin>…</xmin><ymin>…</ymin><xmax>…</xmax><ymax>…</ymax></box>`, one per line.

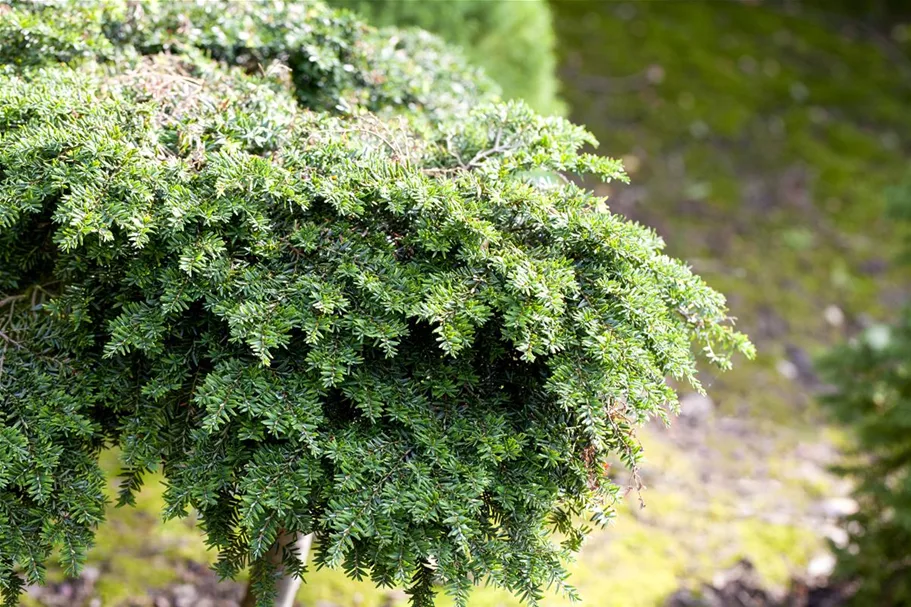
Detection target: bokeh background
<box><xmin>23</xmin><ymin>1</ymin><xmax>911</xmax><ymax>605</ymax></box>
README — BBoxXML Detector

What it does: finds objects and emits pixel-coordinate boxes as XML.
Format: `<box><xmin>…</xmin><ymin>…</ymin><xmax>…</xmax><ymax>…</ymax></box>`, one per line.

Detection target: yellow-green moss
<box><xmin>734</xmin><ymin>521</ymin><xmax>820</xmax><ymax>587</ymax></box>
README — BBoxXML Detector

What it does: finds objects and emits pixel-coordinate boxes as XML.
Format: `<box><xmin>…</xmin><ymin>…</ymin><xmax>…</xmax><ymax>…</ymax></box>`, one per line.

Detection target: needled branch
<box><xmin>241</xmin><ymin>532</ymin><xmax>314</xmax><ymax>607</ymax></box>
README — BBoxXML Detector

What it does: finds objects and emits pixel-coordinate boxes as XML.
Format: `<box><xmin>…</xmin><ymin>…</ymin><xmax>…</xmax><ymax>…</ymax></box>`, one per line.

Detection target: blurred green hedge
<box><xmin>329</xmin><ymin>0</ymin><xmax>565</xmax><ymax>116</ymax></box>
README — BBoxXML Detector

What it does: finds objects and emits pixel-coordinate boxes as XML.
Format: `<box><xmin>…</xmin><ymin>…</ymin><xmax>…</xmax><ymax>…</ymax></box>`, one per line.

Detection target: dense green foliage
<box><xmin>328</xmin><ymin>0</ymin><xmax>563</xmax><ymax>116</ymax></box>
<box><xmin>818</xmin><ymin>178</ymin><xmax>911</xmax><ymax>605</ymax></box>
<box><xmin>819</xmin><ymin>312</ymin><xmax>911</xmax><ymax>605</ymax></box>
<box><xmin>0</xmin><ymin>1</ymin><xmax>751</xmax><ymax>605</ymax></box>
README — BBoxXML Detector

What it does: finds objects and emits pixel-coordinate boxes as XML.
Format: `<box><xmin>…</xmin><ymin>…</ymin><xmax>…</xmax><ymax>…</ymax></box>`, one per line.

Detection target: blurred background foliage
<box><xmin>327</xmin><ymin>0</ymin><xmax>565</xmax><ymax>116</ymax></box>
<box><xmin>21</xmin><ymin>0</ymin><xmax>911</xmax><ymax>606</ymax></box>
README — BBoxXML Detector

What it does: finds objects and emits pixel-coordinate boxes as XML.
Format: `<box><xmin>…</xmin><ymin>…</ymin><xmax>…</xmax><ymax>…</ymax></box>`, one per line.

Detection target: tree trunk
<box><xmin>241</xmin><ymin>532</ymin><xmax>314</xmax><ymax>607</ymax></box>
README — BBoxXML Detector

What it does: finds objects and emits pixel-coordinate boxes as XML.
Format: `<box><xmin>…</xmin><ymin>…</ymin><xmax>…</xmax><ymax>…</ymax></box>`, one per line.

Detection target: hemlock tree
<box><xmin>0</xmin><ymin>1</ymin><xmax>753</xmax><ymax>606</ymax></box>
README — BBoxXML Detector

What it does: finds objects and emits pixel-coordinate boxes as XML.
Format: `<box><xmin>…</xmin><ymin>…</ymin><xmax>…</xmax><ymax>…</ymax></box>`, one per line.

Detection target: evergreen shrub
<box><xmin>0</xmin><ymin>1</ymin><xmax>752</xmax><ymax>605</ymax></box>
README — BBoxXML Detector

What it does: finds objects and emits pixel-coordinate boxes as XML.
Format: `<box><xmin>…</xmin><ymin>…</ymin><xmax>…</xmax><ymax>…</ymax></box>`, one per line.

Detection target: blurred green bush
<box><xmin>329</xmin><ymin>0</ymin><xmax>564</xmax><ymax>115</ymax></box>
<box><xmin>818</xmin><ymin>315</ymin><xmax>911</xmax><ymax>605</ymax></box>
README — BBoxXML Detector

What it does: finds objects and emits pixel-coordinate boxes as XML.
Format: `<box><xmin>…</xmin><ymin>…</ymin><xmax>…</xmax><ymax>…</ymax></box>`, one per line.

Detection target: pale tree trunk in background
<box><xmin>241</xmin><ymin>532</ymin><xmax>314</xmax><ymax>607</ymax></box>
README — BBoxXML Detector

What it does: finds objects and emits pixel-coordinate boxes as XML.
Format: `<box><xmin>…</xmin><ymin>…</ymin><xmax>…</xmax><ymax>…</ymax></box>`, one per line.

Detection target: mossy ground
<box><xmin>33</xmin><ymin>2</ymin><xmax>911</xmax><ymax>605</ymax></box>
<box><xmin>548</xmin><ymin>1</ymin><xmax>908</xmax><ymax>605</ymax></box>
